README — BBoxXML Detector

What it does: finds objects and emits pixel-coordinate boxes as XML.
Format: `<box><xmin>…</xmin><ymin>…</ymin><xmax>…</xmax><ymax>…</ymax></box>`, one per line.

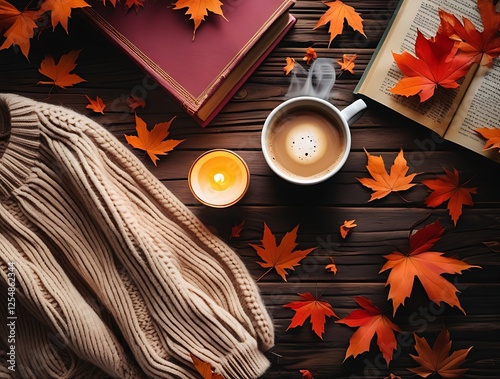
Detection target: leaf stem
<box><xmin>256</xmin><ymin>267</ymin><xmax>273</xmax><ymax>282</ymax></box>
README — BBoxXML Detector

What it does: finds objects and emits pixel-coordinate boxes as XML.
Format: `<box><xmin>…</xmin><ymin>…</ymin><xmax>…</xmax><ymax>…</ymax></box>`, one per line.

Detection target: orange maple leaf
<box><xmin>284</xmin><ymin>57</ymin><xmax>295</xmax><ymax>75</ymax></box>
<box><xmin>336</xmin><ymin>296</ymin><xmax>400</xmax><ymax>364</ymax></box>
<box><xmin>357</xmin><ymin>148</ymin><xmax>418</xmax><ymax>201</ymax></box>
<box><xmin>380</xmin><ymin>220</ymin><xmax>481</xmax><ymax>315</ymax></box>
<box><xmin>325</xmin><ymin>256</ymin><xmax>337</xmax><ymax>274</ymax></box>
<box><xmin>124</xmin><ymin>114</ymin><xmax>184</xmax><ymax>166</ymax></box>
<box><xmin>173</xmin><ymin>0</ymin><xmax>226</xmax><ymax>40</ymax></box>
<box><xmin>340</xmin><ymin>219</ymin><xmax>356</xmax><ymax>238</ymax></box>
<box><xmin>40</xmin><ymin>0</ymin><xmax>90</xmax><ymax>33</ymax></box>
<box><xmin>284</xmin><ymin>292</ymin><xmax>338</xmax><ymax>339</ymax></box>
<box><xmin>337</xmin><ymin>53</ymin><xmax>357</xmax><ymax>74</ymax></box>
<box><xmin>124</xmin><ymin>0</ymin><xmax>144</xmax><ymax>12</ymax></box>
<box><xmin>314</xmin><ymin>0</ymin><xmax>366</xmax><ymax>47</ymax></box>
<box><xmin>250</xmin><ymin>223</ymin><xmax>316</xmax><ymax>281</ymax></box>
<box><xmin>299</xmin><ymin>369</ymin><xmax>314</xmax><ymax>379</ymax></box>
<box><xmin>476</xmin><ymin>127</ymin><xmax>500</xmax><ymax>152</ymax></box>
<box><xmin>85</xmin><ymin>95</ymin><xmax>106</xmax><ymax>114</ymax></box>
<box><xmin>384</xmin><ymin>374</ymin><xmax>402</xmax><ymax>379</ymax></box>
<box><xmin>100</xmin><ymin>0</ymin><xmax>118</xmax><ymax>7</ymax></box>
<box><xmin>229</xmin><ymin>219</ymin><xmax>245</xmax><ymax>239</ymax></box>
<box><xmin>127</xmin><ymin>95</ymin><xmax>146</xmax><ymax>113</ymax></box>
<box><xmin>409</xmin><ymin>327</ymin><xmax>472</xmax><ymax>379</ymax></box>
<box><xmin>0</xmin><ymin>1</ymin><xmax>40</xmax><ymax>59</ymax></box>
<box><xmin>303</xmin><ymin>47</ymin><xmax>317</xmax><ymax>64</ymax></box>
<box><xmin>190</xmin><ymin>354</ymin><xmax>224</xmax><ymax>379</ymax></box>
<box><xmin>391</xmin><ymin>30</ymin><xmax>475</xmax><ymax>102</ymax></box>
<box><xmin>38</xmin><ymin>50</ymin><xmax>86</xmax><ymax>88</ymax></box>
<box><xmin>422</xmin><ymin>168</ymin><xmax>477</xmax><ymax>227</ymax></box>
<box><xmin>439</xmin><ymin>0</ymin><xmax>500</xmax><ymax>67</ymax></box>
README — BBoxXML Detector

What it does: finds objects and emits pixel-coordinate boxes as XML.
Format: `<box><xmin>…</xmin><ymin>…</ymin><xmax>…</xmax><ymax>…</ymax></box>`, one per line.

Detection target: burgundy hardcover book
<box><xmin>84</xmin><ymin>0</ymin><xmax>296</xmax><ymax>126</ymax></box>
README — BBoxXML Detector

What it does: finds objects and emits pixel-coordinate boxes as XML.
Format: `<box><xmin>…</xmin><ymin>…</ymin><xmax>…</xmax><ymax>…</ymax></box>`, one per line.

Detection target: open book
<box><xmin>354</xmin><ymin>0</ymin><xmax>500</xmax><ymax>162</ymax></box>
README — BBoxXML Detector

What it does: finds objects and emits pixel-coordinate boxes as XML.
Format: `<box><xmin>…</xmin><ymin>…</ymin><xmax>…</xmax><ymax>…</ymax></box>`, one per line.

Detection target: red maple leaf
<box><xmin>439</xmin><ymin>0</ymin><xmax>500</xmax><ymax>67</ymax></box>
<box><xmin>284</xmin><ymin>292</ymin><xmax>338</xmax><ymax>339</ymax></box>
<box><xmin>336</xmin><ymin>296</ymin><xmax>400</xmax><ymax>364</ymax></box>
<box><xmin>391</xmin><ymin>30</ymin><xmax>475</xmax><ymax>102</ymax></box>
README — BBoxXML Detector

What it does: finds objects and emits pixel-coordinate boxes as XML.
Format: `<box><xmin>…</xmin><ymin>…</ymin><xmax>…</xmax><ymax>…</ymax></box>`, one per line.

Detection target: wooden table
<box><xmin>1</xmin><ymin>1</ymin><xmax>499</xmax><ymax>378</ymax></box>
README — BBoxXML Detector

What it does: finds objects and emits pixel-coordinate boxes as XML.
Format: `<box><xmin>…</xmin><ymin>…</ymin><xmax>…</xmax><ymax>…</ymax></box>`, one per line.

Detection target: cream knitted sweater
<box><xmin>0</xmin><ymin>94</ymin><xmax>274</xmax><ymax>379</ymax></box>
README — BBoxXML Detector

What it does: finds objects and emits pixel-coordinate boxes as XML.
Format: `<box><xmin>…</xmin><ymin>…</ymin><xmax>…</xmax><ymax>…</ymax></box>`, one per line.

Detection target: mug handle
<box><xmin>341</xmin><ymin>99</ymin><xmax>367</xmax><ymax>126</ymax></box>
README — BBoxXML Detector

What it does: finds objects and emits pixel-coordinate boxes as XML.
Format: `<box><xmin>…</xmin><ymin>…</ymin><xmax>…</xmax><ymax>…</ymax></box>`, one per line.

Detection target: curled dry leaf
<box><xmin>357</xmin><ymin>148</ymin><xmax>418</xmax><ymax>201</ymax></box>
<box><xmin>124</xmin><ymin>114</ymin><xmax>184</xmax><ymax>166</ymax></box>
<box><xmin>38</xmin><ymin>50</ymin><xmax>86</xmax><ymax>88</ymax></box>
<box><xmin>476</xmin><ymin>127</ymin><xmax>500</xmax><ymax>152</ymax></box>
<box><xmin>303</xmin><ymin>47</ymin><xmax>317</xmax><ymax>64</ymax></box>
<box><xmin>250</xmin><ymin>223</ymin><xmax>316</xmax><ymax>281</ymax></box>
<box><xmin>85</xmin><ymin>95</ymin><xmax>106</xmax><ymax>114</ymax></box>
<box><xmin>284</xmin><ymin>57</ymin><xmax>295</xmax><ymax>75</ymax></box>
<box><xmin>336</xmin><ymin>296</ymin><xmax>401</xmax><ymax>365</ymax></box>
<box><xmin>284</xmin><ymin>292</ymin><xmax>338</xmax><ymax>339</ymax></box>
<box><xmin>325</xmin><ymin>256</ymin><xmax>337</xmax><ymax>274</ymax></box>
<box><xmin>380</xmin><ymin>219</ymin><xmax>481</xmax><ymax>315</ymax></box>
<box><xmin>409</xmin><ymin>327</ymin><xmax>472</xmax><ymax>379</ymax></box>
<box><xmin>340</xmin><ymin>219</ymin><xmax>356</xmax><ymax>239</ymax></box>
<box><xmin>314</xmin><ymin>0</ymin><xmax>366</xmax><ymax>46</ymax></box>
<box><xmin>422</xmin><ymin>167</ymin><xmax>477</xmax><ymax>226</ymax></box>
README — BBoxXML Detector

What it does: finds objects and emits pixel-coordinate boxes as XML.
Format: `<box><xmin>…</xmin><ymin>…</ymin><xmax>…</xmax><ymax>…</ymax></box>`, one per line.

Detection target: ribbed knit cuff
<box><xmin>215</xmin><ymin>341</ymin><xmax>270</xmax><ymax>379</ymax></box>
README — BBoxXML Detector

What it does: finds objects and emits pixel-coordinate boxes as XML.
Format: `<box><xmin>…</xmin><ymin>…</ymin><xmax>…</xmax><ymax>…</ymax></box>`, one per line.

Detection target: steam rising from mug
<box><xmin>286</xmin><ymin>58</ymin><xmax>336</xmax><ymax>99</ymax></box>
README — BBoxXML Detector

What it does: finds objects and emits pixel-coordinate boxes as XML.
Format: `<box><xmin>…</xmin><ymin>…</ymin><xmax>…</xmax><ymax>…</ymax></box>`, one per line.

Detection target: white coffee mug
<box><xmin>261</xmin><ymin>96</ymin><xmax>366</xmax><ymax>185</ymax></box>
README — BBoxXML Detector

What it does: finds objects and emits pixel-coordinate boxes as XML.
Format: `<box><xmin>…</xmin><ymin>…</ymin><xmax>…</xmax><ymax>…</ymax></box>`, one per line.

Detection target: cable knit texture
<box><xmin>0</xmin><ymin>94</ymin><xmax>274</xmax><ymax>379</ymax></box>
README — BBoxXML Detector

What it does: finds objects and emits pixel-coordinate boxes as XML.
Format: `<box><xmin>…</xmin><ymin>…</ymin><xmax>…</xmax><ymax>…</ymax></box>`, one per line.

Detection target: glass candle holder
<box><xmin>188</xmin><ymin>149</ymin><xmax>250</xmax><ymax>208</ymax></box>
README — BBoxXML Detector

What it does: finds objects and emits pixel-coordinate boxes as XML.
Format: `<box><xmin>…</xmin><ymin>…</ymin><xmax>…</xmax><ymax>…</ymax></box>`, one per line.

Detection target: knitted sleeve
<box><xmin>0</xmin><ymin>94</ymin><xmax>274</xmax><ymax>379</ymax></box>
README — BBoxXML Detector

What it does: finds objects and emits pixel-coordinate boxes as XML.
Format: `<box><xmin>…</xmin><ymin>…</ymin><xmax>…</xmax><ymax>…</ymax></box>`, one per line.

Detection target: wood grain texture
<box><xmin>0</xmin><ymin>1</ymin><xmax>499</xmax><ymax>378</ymax></box>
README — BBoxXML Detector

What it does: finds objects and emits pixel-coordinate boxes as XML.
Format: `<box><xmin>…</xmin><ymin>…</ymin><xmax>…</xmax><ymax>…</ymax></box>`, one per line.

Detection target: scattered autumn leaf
<box><xmin>380</xmin><ymin>219</ymin><xmax>481</xmax><ymax>315</ymax></box>
<box><xmin>422</xmin><ymin>168</ymin><xmax>477</xmax><ymax>226</ymax></box>
<box><xmin>229</xmin><ymin>219</ymin><xmax>245</xmax><ymax>239</ymax></box>
<box><xmin>409</xmin><ymin>327</ymin><xmax>472</xmax><ymax>378</ymax></box>
<box><xmin>173</xmin><ymin>0</ymin><xmax>226</xmax><ymax>40</ymax></box>
<box><xmin>303</xmin><ymin>47</ymin><xmax>317</xmax><ymax>64</ymax></box>
<box><xmin>336</xmin><ymin>296</ymin><xmax>400</xmax><ymax>364</ymax></box>
<box><xmin>300</xmin><ymin>369</ymin><xmax>314</xmax><ymax>379</ymax></box>
<box><xmin>439</xmin><ymin>0</ymin><xmax>500</xmax><ymax>67</ymax></box>
<box><xmin>357</xmin><ymin>148</ymin><xmax>418</xmax><ymax>201</ymax></box>
<box><xmin>124</xmin><ymin>0</ymin><xmax>145</xmax><ymax>12</ymax></box>
<box><xmin>284</xmin><ymin>292</ymin><xmax>338</xmax><ymax>339</ymax></box>
<box><xmin>124</xmin><ymin>114</ymin><xmax>184</xmax><ymax>165</ymax></box>
<box><xmin>100</xmin><ymin>0</ymin><xmax>118</xmax><ymax>7</ymax></box>
<box><xmin>250</xmin><ymin>224</ymin><xmax>316</xmax><ymax>281</ymax></box>
<box><xmin>337</xmin><ymin>53</ymin><xmax>357</xmax><ymax>74</ymax></box>
<box><xmin>191</xmin><ymin>354</ymin><xmax>224</xmax><ymax>379</ymax></box>
<box><xmin>38</xmin><ymin>50</ymin><xmax>86</xmax><ymax>88</ymax></box>
<box><xmin>0</xmin><ymin>1</ymin><xmax>40</xmax><ymax>59</ymax></box>
<box><xmin>127</xmin><ymin>95</ymin><xmax>146</xmax><ymax>113</ymax></box>
<box><xmin>40</xmin><ymin>0</ymin><xmax>90</xmax><ymax>33</ymax></box>
<box><xmin>314</xmin><ymin>0</ymin><xmax>366</xmax><ymax>46</ymax></box>
<box><xmin>284</xmin><ymin>57</ymin><xmax>295</xmax><ymax>75</ymax></box>
<box><xmin>325</xmin><ymin>256</ymin><xmax>337</xmax><ymax>274</ymax></box>
<box><xmin>85</xmin><ymin>95</ymin><xmax>106</xmax><ymax>114</ymax></box>
<box><xmin>384</xmin><ymin>374</ymin><xmax>401</xmax><ymax>379</ymax></box>
<box><xmin>340</xmin><ymin>219</ymin><xmax>356</xmax><ymax>238</ymax></box>
<box><xmin>391</xmin><ymin>30</ymin><xmax>475</xmax><ymax>102</ymax></box>
<box><xmin>476</xmin><ymin>127</ymin><xmax>500</xmax><ymax>152</ymax></box>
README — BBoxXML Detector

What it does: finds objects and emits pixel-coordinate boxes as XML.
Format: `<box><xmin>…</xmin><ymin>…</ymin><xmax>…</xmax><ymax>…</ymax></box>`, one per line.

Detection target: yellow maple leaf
<box><xmin>173</xmin><ymin>0</ymin><xmax>226</xmax><ymax>40</ymax></box>
<box><xmin>124</xmin><ymin>114</ymin><xmax>184</xmax><ymax>165</ymax></box>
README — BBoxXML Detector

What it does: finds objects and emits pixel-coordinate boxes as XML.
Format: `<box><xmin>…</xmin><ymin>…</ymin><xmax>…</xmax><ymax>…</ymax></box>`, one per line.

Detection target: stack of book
<box><xmin>84</xmin><ymin>0</ymin><xmax>296</xmax><ymax>126</ymax></box>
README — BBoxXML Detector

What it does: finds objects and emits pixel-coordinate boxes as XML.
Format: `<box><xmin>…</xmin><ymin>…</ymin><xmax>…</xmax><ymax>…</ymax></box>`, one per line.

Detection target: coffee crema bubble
<box><xmin>267</xmin><ymin>109</ymin><xmax>345</xmax><ymax>180</ymax></box>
